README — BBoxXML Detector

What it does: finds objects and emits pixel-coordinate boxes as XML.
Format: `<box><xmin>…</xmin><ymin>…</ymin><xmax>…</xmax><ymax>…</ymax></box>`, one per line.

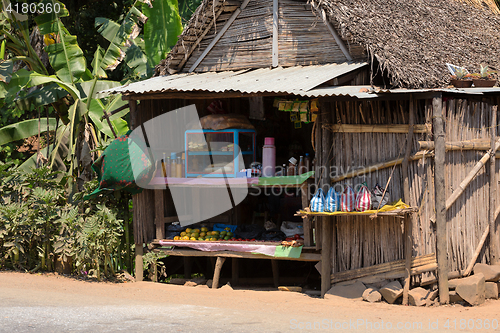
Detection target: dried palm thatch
<box><xmin>156</xmin><ymin>0</ymin><xmax>500</xmax><ymax>88</ymax></box>
<box><xmin>310</xmin><ymin>0</ymin><xmax>500</xmax><ymax>88</ymax></box>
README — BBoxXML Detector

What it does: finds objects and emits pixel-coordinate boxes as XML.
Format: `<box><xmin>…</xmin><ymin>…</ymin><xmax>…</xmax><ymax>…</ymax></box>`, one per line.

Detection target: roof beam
<box><xmin>272</xmin><ymin>0</ymin><xmax>278</xmax><ymax>67</ymax></box>
<box><xmin>189</xmin><ymin>0</ymin><xmax>252</xmax><ymax>72</ymax></box>
<box><xmin>318</xmin><ymin>8</ymin><xmax>352</xmax><ymax>62</ymax></box>
<box><xmin>176</xmin><ymin>4</ymin><xmax>226</xmax><ymax>71</ymax></box>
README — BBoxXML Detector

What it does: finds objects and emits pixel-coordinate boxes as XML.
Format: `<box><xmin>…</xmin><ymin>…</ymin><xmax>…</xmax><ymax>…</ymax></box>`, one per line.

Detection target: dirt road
<box><xmin>0</xmin><ymin>271</ymin><xmax>499</xmax><ymax>332</ymax></box>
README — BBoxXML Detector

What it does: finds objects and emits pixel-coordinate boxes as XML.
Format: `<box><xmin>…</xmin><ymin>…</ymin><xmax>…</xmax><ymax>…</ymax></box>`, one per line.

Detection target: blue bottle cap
<box><xmin>170</xmin><ymin>152</ymin><xmax>177</xmax><ymax>159</ymax></box>
<box><xmin>305</xmin><ymin>153</ymin><xmax>309</xmax><ymax>156</ymax></box>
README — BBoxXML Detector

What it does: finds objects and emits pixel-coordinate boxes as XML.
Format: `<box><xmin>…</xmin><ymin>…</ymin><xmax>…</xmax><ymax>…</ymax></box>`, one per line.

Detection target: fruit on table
<box><xmin>224</xmin><ymin>236</ymin><xmax>230</xmax><ymax>240</ymax></box>
<box><xmin>226</xmin><ymin>232</ymin><xmax>233</xmax><ymax>237</ymax></box>
<box><xmin>201</xmin><ymin>227</ymin><xmax>208</xmax><ymax>232</ymax></box>
<box><xmin>190</xmin><ymin>237</ymin><xmax>197</xmax><ymax>241</ymax></box>
<box><xmin>180</xmin><ymin>232</ymin><xmax>187</xmax><ymax>237</ymax></box>
<box><xmin>200</xmin><ymin>232</ymin><xmax>206</xmax><ymax>238</ymax></box>
<box><xmin>192</xmin><ymin>229</ymin><xmax>200</xmax><ymax>234</ymax></box>
<box><xmin>191</xmin><ymin>232</ymin><xmax>200</xmax><ymax>238</ymax></box>
<box><xmin>174</xmin><ymin>236</ymin><xmax>180</xmax><ymax>240</ymax></box>
<box><xmin>224</xmin><ymin>227</ymin><xmax>231</xmax><ymax>231</ymax></box>
<box><xmin>185</xmin><ymin>228</ymin><xmax>192</xmax><ymax>233</ymax></box>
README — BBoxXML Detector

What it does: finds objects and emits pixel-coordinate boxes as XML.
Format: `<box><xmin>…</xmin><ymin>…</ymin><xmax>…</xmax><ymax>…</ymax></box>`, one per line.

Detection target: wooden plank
<box><xmin>189</xmin><ymin>0</ymin><xmax>251</xmax><ymax>72</ymax></box>
<box><xmin>135</xmin><ymin>244</ymin><xmax>143</xmax><ymax>282</ymax></box>
<box><xmin>490</xmin><ymin>104</ymin><xmax>500</xmax><ymax>264</ymax></box>
<box><xmin>272</xmin><ymin>0</ymin><xmax>278</xmax><ymax>67</ymax></box>
<box><xmin>402</xmin><ymin>98</ymin><xmax>415</xmax><ymax>305</ymax></box>
<box><xmin>330</xmin><ymin>253</ymin><xmax>436</xmax><ymax>284</ymax></box>
<box><xmin>212</xmin><ymin>257</ymin><xmax>226</xmax><ymax>289</ymax></box>
<box><xmin>155</xmin><ymin>248</ymin><xmax>321</xmax><ymax>261</ymax></box>
<box><xmin>433</xmin><ymin>94</ymin><xmax>449</xmax><ymax>304</ymax></box>
<box><xmin>154</xmin><ymin>190</ymin><xmax>165</xmax><ymax>240</ymax></box>
<box><xmin>128</xmin><ymin>100</ymin><xmax>138</xmax><ymax>130</ymax></box>
<box><xmin>418</xmin><ymin>139</ymin><xmax>490</xmax><ymax>151</ymax></box>
<box><xmin>321</xmin><ymin>217</ymin><xmax>333</xmax><ymax>297</ymax></box>
<box><xmin>324</xmin><ymin>124</ymin><xmax>430</xmax><ymax>134</ymax></box>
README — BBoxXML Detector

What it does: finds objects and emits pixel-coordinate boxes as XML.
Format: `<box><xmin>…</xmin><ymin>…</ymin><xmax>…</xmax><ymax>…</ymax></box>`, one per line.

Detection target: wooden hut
<box><xmin>103</xmin><ymin>0</ymin><xmax>500</xmax><ymax>302</ymax></box>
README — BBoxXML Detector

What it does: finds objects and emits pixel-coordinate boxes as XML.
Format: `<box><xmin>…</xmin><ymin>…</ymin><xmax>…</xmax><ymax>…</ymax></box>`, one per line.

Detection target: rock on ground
<box><xmin>362</xmin><ymin>287</ymin><xmax>382</xmax><ymax>303</ymax></box>
<box><xmin>455</xmin><ymin>273</ymin><xmax>485</xmax><ymax>306</ymax></box>
<box><xmin>379</xmin><ymin>281</ymin><xmax>403</xmax><ymax>304</ymax></box>
<box><xmin>408</xmin><ymin>287</ymin><xmax>436</xmax><ymax>307</ymax></box>
<box><xmin>184</xmin><ymin>281</ymin><xmax>198</xmax><ymax>287</ymax></box>
<box><xmin>220</xmin><ymin>283</ymin><xmax>233</xmax><ymax>291</ymax></box>
<box><xmin>473</xmin><ymin>263</ymin><xmax>500</xmax><ymax>282</ymax></box>
<box><xmin>449</xmin><ymin>290</ymin><xmax>464</xmax><ymax>303</ymax></box>
<box><xmin>485</xmin><ymin>282</ymin><xmax>499</xmax><ymax>300</ymax></box>
<box><xmin>206</xmin><ymin>279</ymin><xmax>213</xmax><ymax>288</ymax></box>
<box><xmin>325</xmin><ymin>281</ymin><xmax>366</xmax><ymax>300</ymax></box>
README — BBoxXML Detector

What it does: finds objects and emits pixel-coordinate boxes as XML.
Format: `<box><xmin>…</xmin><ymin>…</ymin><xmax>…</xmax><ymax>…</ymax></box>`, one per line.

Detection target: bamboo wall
<box><xmin>184</xmin><ymin>0</ymin><xmax>366</xmax><ymax>72</ymax></box>
<box><xmin>320</xmin><ymin>97</ymin><xmax>497</xmax><ymax>275</ymax></box>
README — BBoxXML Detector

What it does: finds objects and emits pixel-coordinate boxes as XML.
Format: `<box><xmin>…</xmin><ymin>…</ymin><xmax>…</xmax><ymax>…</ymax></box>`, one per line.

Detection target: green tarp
<box><xmin>255</xmin><ymin>171</ymin><xmax>314</xmax><ymax>187</ymax></box>
<box><xmin>84</xmin><ymin>132</ymin><xmax>152</xmax><ymax>200</ymax></box>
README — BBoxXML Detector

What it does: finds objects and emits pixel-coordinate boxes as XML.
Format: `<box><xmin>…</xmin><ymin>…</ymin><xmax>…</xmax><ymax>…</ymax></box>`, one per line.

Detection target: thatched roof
<box><xmin>156</xmin><ymin>0</ymin><xmax>500</xmax><ymax>88</ymax></box>
<box><xmin>311</xmin><ymin>0</ymin><xmax>500</xmax><ymax>88</ymax></box>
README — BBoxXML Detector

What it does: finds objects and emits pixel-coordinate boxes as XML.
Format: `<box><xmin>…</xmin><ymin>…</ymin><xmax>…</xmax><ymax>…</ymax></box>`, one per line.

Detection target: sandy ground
<box><xmin>0</xmin><ymin>271</ymin><xmax>499</xmax><ymax>332</ymax></box>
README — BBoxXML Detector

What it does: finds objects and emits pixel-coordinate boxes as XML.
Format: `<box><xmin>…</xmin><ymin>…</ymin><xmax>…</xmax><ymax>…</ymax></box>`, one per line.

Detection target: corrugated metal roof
<box><xmin>98</xmin><ymin>62</ymin><xmax>368</xmax><ymax>97</ymax></box>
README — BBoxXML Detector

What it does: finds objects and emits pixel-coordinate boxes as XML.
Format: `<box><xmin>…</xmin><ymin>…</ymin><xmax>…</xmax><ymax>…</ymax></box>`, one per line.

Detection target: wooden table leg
<box><xmin>135</xmin><ymin>244</ymin><xmax>143</xmax><ymax>282</ymax></box>
<box><xmin>212</xmin><ymin>257</ymin><xmax>226</xmax><ymax>289</ymax></box>
<box><xmin>271</xmin><ymin>260</ymin><xmax>280</xmax><ymax>288</ymax></box>
<box><xmin>301</xmin><ymin>182</ymin><xmax>312</xmax><ymax>247</ymax></box>
<box><xmin>231</xmin><ymin>258</ymin><xmax>239</xmax><ymax>286</ymax></box>
<box><xmin>184</xmin><ymin>257</ymin><xmax>193</xmax><ymax>280</ymax></box>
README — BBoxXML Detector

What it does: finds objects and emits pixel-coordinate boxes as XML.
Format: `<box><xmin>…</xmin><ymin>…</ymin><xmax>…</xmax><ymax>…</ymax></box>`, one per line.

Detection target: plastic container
<box><xmin>170</xmin><ymin>153</ymin><xmax>177</xmax><ymax>178</ymax></box>
<box><xmin>288</xmin><ymin>157</ymin><xmax>297</xmax><ymax>176</ymax></box>
<box><xmin>298</xmin><ymin>155</ymin><xmax>305</xmax><ymax>175</ymax></box>
<box><xmin>262</xmin><ymin>137</ymin><xmax>276</xmax><ymax>177</ymax></box>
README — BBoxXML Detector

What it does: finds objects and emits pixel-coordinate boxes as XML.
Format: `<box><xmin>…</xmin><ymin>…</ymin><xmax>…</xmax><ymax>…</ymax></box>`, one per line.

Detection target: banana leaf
<box><xmin>88</xmin><ymin>98</ymin><xmax>129</xmax><ymax>139</ymax></box>
<box><xmin>34</xmin><ymin>1</ymin><xmax>86</xmax><ymax>84</ymax></box>
<box><xmin>0</xmin><ymin>118</ymin><xmax>57</xmax><ymax>145</ymax></box>
<box><xmin>142</xmin><ymin>0</ymin><xmax>182</xmax><ymax>68</ymax></box>
<box><xmin>124</xmin><ymin>43</ymin><xmax>149</xmax><ymax>79</ymax></box>
<box><xmin>15</xmin><ymin>83</ymin><xmax>68</xmax><ymax>111</ymax></box>
<box><xmin>95</xmin><ymin>5</ymin><xmax>147</xmax><ymax>75</ymax></box>
<box><xmin>0</xmin><ymin>59</ymin><xmax>13</xmax><ymax>83</ymax></box>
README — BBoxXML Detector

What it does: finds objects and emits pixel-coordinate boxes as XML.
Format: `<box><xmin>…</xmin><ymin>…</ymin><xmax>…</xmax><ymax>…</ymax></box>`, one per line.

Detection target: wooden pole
<box><xmin>301</xmin><ymin>181</ymin><xmax>312</xmax><ymax>246</ymax></box>
<box><xmin>418</xmin><ymin>139</ymin><xmax>490</xmax><ymax>151</ymax></box>
<box><xmin>463</xmin><ymin>225</ymin><xmax>490</xmax><ymax>277</ymax></box>
<box><xmin>128</xmin><ymin>100</ymin><xmax>138</xmax><ymax>130</ymax></box>
<box><xmin>433</xmin><ymin>94</ymin><xmax>449</xmax><ymax>304</ymax></box>
<box><xmin>272</xmin><ymin>0</ymin><xmax>278</xmax><ymax>67</ymax></box>
<box><xmin>231</xmin><ymin>258</ymin><xmax>239</xmax><ymax>286</ymax></box>
<box><xmin>490</xmin><ymin>104</ymin><xmax>500</xmax><ymax>265</ymax></box>
<box><xmin>321</xmin><ymin>101</ymin><xmax>333</xmax><ymax>298</ymax></box>
<box><xmin>212</xmin><ymin>256</ymin><xmax>226</xmax><ymax>289</ymax></box>
<box><xmin>402</xmin><ymin>98</ymin><xmax>415</xmax><ymax>305</ymax></box>
<box><xmin>135</xmin><ymin>244</ymin><xmax>143</xmax><ymax>281</ymax></box>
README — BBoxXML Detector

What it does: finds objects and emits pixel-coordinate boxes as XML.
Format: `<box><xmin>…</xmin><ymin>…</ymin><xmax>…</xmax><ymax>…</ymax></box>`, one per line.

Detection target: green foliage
<box><xmin>142</xmin><ymin>0</ymin><xmax>183</xmax><ymax>69</ymax></box>
<box><xmin>0</xmin><ymin>165</ymin><xmax>132</xmax><ymax>279</ymax></box>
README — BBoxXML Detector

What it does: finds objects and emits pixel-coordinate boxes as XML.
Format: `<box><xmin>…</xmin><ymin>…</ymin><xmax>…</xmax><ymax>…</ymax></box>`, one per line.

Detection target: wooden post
<box><xmin>433</xmin><ymin>94</ymin><xmax>449</xmax><ymax>304</ymax></box>
<box><xmin>128</xmin><ymin>100</ymin><xmax>138</xmax><ymax>130</ymax></box>
<box><xmin>272</xmin><ymin>0</ymin><xmax>278</xmax><ymax>67</ymax></box>
<box><xmin>154</xmin><ymin>189</ymin><xmax>165</xmax><ymax>240</ymax></box>
<box><xmin>301</xmin><ymin>181</ymin><xmax>312</xmax><ymax>246</ymax></box>
<box><xmin>271</xmin><ymin>260</ymin><xmax>280</xmax><ymax>288</ymax></box>
<box><xmin>231</xmin><ymin>258</ymin><xmax>239</xmax><ymax>286</ymax></box>
<box><xmin>212</xmin><ymin>256</ymin><xmax>226</xmax><ymax>289</ymax></box>
<box><xmin>402</xmin><ymin>98</ymin><xmax>415</xmax><ymax>305</ymax></box>
<box><xmin>490</xmin><ymin>104</ymin><xmax>500</xmax><ymax>265</ymax></box>
<box><xmin>321</xmin><ymin>218</ymin><xmax>333</xmax><ymax>297</ymax></box>
<box><xmin>135</xmin><ymin>244</ymin><xmax>143</xmax><ymax>281</ymax></box>
<box><xmin>321</xmin><ymin>101</ymin><xmax>333</xmax><ymax>298</ymax></box>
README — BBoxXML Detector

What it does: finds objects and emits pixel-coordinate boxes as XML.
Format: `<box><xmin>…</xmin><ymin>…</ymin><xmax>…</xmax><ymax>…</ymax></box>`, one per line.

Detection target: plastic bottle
<box><xmin>161</xmin><ymin>153</ymin><xmax>167</xmax><ymax>177</ymax></box>
<box><xmin>170</xmin><ymin>153</ymin><xmax>177</xmax><ymax>178</ymax></box>
<box><xmin>165</xmin><ymin>156</ymin><xmax>171</xmax><ymax>177</ymax></box>
<box><xmin>262</xmin><ymin>137</ymin><xmax>276</xmax><ymax>177</ymax></box>
<box><xmin>298</xmin><ymin>156</ymin><xmax>305</xmax><ymax>175</ymax></box>
<box><xmin>176</xmin><ymin>157</ymin><xmax>182</xmax><ymax>178</ymax></box>
<box><xmin>304</xmin><ymin>153</ymin><xmax>311</xmax><ymax>174</ymax></box>
<box><xmin>282</xmin><ymin>164</ymin><xmax>287</xmax><ymax>176</ymax></box>
<box><xmin>288</xmin><ymin>157</ymin><xmax>297</xmax><ymax>176</ymax></box>
<box><xmin>181</xmin><ymin>153</ymin><xmax>186</xmax><ymax>178</ymax></box>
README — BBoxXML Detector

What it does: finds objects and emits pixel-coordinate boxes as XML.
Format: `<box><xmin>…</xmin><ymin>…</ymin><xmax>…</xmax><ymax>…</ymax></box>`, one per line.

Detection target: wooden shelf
<box><xmin>295</xmin><ymin>207</ymin><xmax>418</xmax><ymax>218</ymax></box>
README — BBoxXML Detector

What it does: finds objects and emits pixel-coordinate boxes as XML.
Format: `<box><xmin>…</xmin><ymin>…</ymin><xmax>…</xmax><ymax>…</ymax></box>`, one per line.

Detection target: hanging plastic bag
<box><xmin>341</xmin><ymin>186</ymin><xmax>355</xmax><ymax>212</ymax></box>
<box><xmin>355</xmin><ymin>183</ymin><xmax>372</xmax><ymax>212</ymax></box>
<box><xmin>310</xmin><ymin>188</ymin><xmax>326</xmax><ymax>212</ymax></box>
<box><xmin>371</xmin><ymin>183</ymin><xmax>390</xmax><ymax>209</ymax></box>
<box><xmin>325</xmin><ymin>187</ymin><xmax>340</xmax><ymax>212</ymax></box>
